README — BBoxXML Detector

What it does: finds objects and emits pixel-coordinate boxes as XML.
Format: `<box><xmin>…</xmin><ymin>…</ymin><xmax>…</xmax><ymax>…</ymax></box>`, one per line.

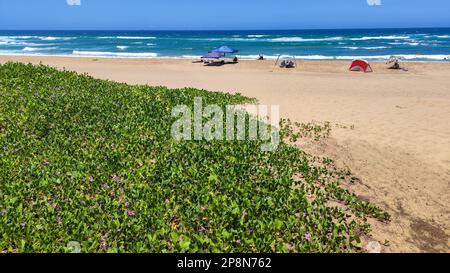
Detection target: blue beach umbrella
<box><xmin>212</xmin><ymin>46</ymin><xmax>239</xmax><ymax>54</ymax></box>
<box><xmin>202</xmin><ymin>52</ymin><xmax>225</xmax><ymax>59</ymax></box>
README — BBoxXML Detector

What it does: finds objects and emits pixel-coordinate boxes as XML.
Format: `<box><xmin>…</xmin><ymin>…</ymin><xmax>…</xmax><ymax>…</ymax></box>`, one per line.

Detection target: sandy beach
<box><xmin>1</xmin><ymin>55</ymin><xmax>449</xmax><ymax>252</ymax></box>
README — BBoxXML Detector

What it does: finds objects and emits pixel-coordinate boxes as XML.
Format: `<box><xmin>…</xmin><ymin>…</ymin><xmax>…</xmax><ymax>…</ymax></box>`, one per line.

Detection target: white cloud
<box><xmin>66</xmin><ymin>0</ymin><xmax>81</xmax><ymax>6</ymax></box>
<box><xmin>367</xmin><ymin>0</ymin><xmax>382</xmax><ymax>6</ymax></box>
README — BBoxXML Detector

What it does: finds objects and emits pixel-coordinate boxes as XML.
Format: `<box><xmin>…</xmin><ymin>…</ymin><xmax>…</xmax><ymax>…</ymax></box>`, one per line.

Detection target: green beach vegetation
<box><xmin>0</xmin><ymin>62</ymin><xmax>389</xmax><ymax>253</ymax></box>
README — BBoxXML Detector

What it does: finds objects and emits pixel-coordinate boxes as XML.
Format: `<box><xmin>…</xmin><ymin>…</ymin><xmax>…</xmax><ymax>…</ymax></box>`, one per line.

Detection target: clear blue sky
<box><xmin>1</xmin><ymin>0</ymin><xmax>450</xmax><ymax>30</ymax></box>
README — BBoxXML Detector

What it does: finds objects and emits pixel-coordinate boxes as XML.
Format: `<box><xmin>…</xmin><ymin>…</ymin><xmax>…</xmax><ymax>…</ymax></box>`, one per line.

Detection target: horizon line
<box><xmin>1</xmin><ymin>26</ymin><xmax>450</xmax><ymax>32</ymax></box>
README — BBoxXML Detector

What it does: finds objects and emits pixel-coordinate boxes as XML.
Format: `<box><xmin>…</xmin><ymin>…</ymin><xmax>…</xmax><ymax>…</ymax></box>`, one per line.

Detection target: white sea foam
<box><xmin>333</xmin><ymin>54</ymin><xmax>449</xmax><ymax>61</ymax></box>
<box><xmin>188</xmin><ymin>36</ymin><xmax>343</xmax><ymax>42</ymax></box>
<box><xmin>22</xmin><ymin>47</ymin><xmax>40</xmax><ymax>52</ymax></box>
<box><xmin>236</xmin><ymin>54</ymin><xmax>335</xmax><ymax>60</ymax></box>
<box><xmin>0</xmin><ymin>38</ymin><xmax>49</xmax><ymax>46</ymax></box>
<box><xmin>116</xmin><ymin>36</ymin><xmax>156</xmax><ymax>40</ymax></box>
<box><xmin>0</xmin><ymin>36</ymin><xmax>36</xmax><ymax>39</ymax></box>
<box><xmin>397</xmin><ymin>54</ymin><xmax>449</xmax><ymax>60</ymax></box>
<box><xmin>41</xmin><ymin>37</ymin><xmax>58</xmax><ymax>41</ymax></box>
<box><xmin>189</xmin><ymin>37</ymin><xmax>259</xmax><ymax>42</ymax></box>
<box><xmin>0</xmin><ymin>36</ymin><xmax>30</xmax><ymax>45</ymax></box>
<box><xmin>0</xmin><ymin>50</ymin><xmax>24</xmax><ymax>55</ymax></box>
<box><xmin>364</xmin><ymin>46</ymin><xmax>389</xmax><ymax>50</ymax></box>
<box><xmin>22</xmin><ymin>46</ymin><xmax>58</xmax><ymax>52</ymax></box>
<box><xmin>236</xmin><ymin>54</ymin><xmax>276</xmax><ymax>60</ymax></box>
<box><xmin>247</xmin><ymin>35</ymin><xmax>267</xmax><ymax>38</ymax></box>
<box><xmin>234</xmin><ymin>38</ymin><xmax>259</xmax><ymax>41</ymax></box>
<box><xmin>270</xmin><ymin>37</ymin><xmax>343</xmax><ymax>42</ymax></box>
<box><xmin>33</xmin><ymin>36</ymin><xmax>75</xmax><ymax>41</ymax></box>
<box><xmin>181</xmin><ymin>55</ymin><xmax>202</xmax><ymax>59</ymax></box>
<box><xmin>72</xmin><ymin>50</ymin><xmax>158</xmax><ymax>58</ymax></box>
<box><xmin>340</xmin><ymin>46</ymin><xmax>390</xmax><ymax>50</ymax></box>
<box><xmin>116</xmin><ymin>46</ymin><xmax>129</xmax><ymax>50</ymax></box>
<box><xmin>188</xmin><ymin>38</ymin><xmax>222</xmax><ymax>41</ymax></box>
<box><xmin>0</xmin><ymin>40</ymin><xmax>19</xmax><ymax>45</ymax></box>
<box><xmin>249</xmin><ymin>54</ymin><xmax>448</xmax><ymax>61</ymax></box>
<box><xmin>294</xmin><ymin>55</ymin><xmax>335</xmax><ymax>60</ymax></box>
<box><xmin>350</xmin><ymin>35</ymin><xmax>410</xmax><ymax>41</ymax></box>
<box><xmin>388</xmin><ymin>42</ymin><xmax>420</xmax><ymax>46</ymax></box>
<box><xmin>436</xmin><ymin>35</ymin><xmax>450</xmax><ymax>38</ymax></box>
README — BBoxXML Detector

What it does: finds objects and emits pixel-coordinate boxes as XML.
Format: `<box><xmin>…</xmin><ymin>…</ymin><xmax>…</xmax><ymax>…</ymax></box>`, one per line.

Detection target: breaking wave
<box><xmin>350</xmin><ymin>35</ymin><xmax>410</xmax><ymax>41</ymax></box>
<box><xmin>72</xmin><ymin>50</ymin><xmax>158</xmax><ymax>58</ymax></box>
<box><xmin>270</xmin><ymin>37</ymin><xmax>344</xmax><ymax>42</ymax></box>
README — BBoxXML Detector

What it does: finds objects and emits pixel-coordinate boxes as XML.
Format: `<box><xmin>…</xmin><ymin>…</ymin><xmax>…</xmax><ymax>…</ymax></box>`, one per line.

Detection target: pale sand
<box><xmin>1</xmin><ymin>55</ymin><xmax>449</xmax><ymax>252</ymax></box>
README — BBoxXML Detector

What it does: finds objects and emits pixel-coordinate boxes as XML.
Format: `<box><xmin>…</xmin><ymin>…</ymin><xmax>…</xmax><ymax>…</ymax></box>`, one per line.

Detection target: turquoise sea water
<box><xmin>1</xmin><ymin>28</ymin><xmax>449</xmax><ymax>61</ymax></box>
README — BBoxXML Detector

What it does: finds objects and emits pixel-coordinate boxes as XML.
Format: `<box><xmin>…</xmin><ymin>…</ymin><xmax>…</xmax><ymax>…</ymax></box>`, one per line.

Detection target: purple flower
<box><xmin>242</xmin><ymin>211</ymin><xmax>248</xmax><ymax>217</ymax></box>
<box><xmin>100</xmin><ymin>240</ymin><xmax>108</xmax><ymax>250</ymax></box>
<box><xmin>304</xmin><ymin>233</ymin><xmax>311</xmax><ymax>241</ymax></box>
<box><xmin>127</xmin><ymin>210</ymin><xmax>135</xmax><ymax>217</ymax></box>
<box><xmin>286</xmin><ymin>243</ymin><xmax>294</xmax><ymax>251</ymax></box>
<box><xmin>125</xmin><ymin>202</ymin><xmax>130</xmax><ymax>208</ymax></box>
<box><xmin>236</xmin><ymin>239</ymin><xmax>241</xmax><ymax>244</ymax></box>
<box><xmin>100</xmin><ymin>232</ymin><xmax>110</xmax><ymax>250</ymax></box>
<box><xmin>112</xmin><ymin>175</ymin><xmax>121</xmax><ymax>183</ymax></box>
<box><xmin>43</xmin><ymin>160</ymin><xmax>50</xmax><ymax>166</ymax></box>
<box><xmin>200</xmin><ymin>206</ymin><xmax>206</xmax><ymax>211</ymax></box>
<box><xmin>89</xmin><ymin>176</ymin><xmax>94</xmax><ymax>182</ymax></box>
<box><xmin>200</xmin><ymin>226</ymin><xmax>207</xmax><ymax>232</ymax></box>
<box><xmin>20</xmin><ymin>222</ymin><xmax>26</xmax><ymax>228</ymax></box>
<box><xmin>110</xmin><ymin>192</ymin><xmax>116</xmax><ymax>198</ymax></box>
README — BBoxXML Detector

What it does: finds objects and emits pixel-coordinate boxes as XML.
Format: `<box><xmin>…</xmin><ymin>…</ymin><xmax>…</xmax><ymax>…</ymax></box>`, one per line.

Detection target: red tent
<box><xmin>349</xmin><ymin>59</ymin><xmax>373</xmax><ymax>73</ymax></box>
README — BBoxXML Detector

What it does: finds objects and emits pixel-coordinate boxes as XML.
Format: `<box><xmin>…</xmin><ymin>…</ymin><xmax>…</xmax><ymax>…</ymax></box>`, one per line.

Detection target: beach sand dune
<box><xmin>1</xmin><ymin>56</ymin><xmax>449</xmax><ymax>252</ymax></box>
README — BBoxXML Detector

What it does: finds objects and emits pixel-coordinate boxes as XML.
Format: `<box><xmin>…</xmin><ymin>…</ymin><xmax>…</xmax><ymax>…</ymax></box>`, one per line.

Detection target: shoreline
<box><xmin>1</xmin><ymin>55</ymin><xmax>449</xmax><ymax>252</ymax></box>
<box><xmin>1</xmin><ymin>53</ymin><xmax>449</xmax><ymax>63</ymax></box>
<box><xmin>2</xmin><ymin>54</ymin><xmax>450</xmax><ymax>77</ymax></box>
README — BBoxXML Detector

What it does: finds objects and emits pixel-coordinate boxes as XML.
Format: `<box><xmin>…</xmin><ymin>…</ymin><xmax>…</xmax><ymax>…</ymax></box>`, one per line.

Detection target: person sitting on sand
<box><xmin>258</xmin><ymin>55</ymin><xmax>264</xmax><ymax>60</ymax></box>
<box><xmin>286</xmin><ymin>60</ymin><xmax>295</xmax><ymax>68</ymax></box>
<box><xmin>233</xmin><ymin>57</ymin><xmax>238</xmax><ymax>63</ymax></box>
<box><xmin>390</xmin><ymin>60</ymin><xmax>400</xmax><ymax>69</ymax></box>
<box><xmin>387</xmin><ymin>56</ymin><xmax>401</xmax><ymax>69</ymax></box>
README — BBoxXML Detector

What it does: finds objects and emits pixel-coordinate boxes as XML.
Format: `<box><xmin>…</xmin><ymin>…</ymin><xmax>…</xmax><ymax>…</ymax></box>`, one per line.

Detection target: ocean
<box><xmin>1</xmin><ymin>28</ymin><xmax>449</xmax><ymax>61</ymax></box>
